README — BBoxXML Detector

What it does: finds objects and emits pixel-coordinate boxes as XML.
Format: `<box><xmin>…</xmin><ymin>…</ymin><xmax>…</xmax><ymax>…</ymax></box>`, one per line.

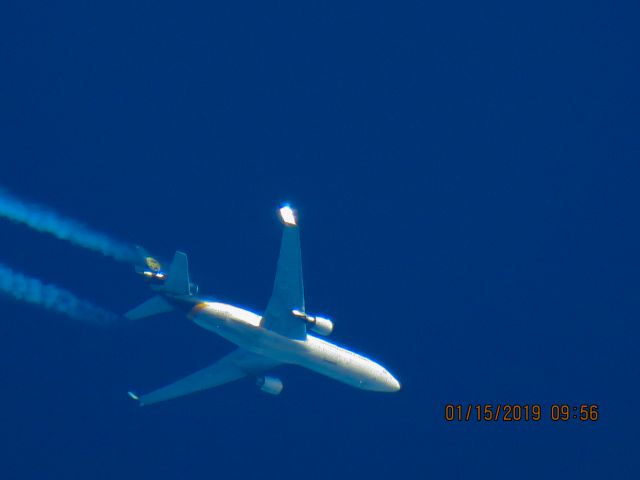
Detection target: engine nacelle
<box><xmin>291</xmin><ymin>310</ymin><xmax>334</xmax><ymax>336</ymax></box>
<box><xmin>308</xmin><ymin>315</ymin><xmax>334</xmax><ymax>336</ymax></box>
<box><xmin>256</xmin><ymin>376</ymin><xmax>283</xmax><ymax>395</ymax></box>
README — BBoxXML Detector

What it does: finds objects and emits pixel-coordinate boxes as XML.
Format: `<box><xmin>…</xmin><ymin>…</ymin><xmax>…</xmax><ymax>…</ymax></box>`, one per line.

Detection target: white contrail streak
<box><xmin>0</xmin><ymin>263</ymin><xmax>118</xmax><ymax>325</ymax></box>
<box><xmin>0</xmin><ymin>188</ymin><xmax>137</xmax><ymax>263</ymax></box>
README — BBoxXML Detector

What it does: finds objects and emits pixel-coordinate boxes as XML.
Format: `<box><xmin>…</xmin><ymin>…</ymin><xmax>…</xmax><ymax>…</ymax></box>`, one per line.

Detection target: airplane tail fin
<box><xmin>162</xmin><ymin>251</ymin><xmax>191</xmax><ymax>296</ymax></box>
<box><xmin>125</xmin><ymin>251</ymin><xmax>197</xmax><ymax>320</ymax></box>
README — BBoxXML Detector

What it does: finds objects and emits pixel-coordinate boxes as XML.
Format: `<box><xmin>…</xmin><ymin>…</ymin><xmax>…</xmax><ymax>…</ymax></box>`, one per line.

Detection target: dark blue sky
<box><xmin>1</xmin><ymin>1</ymin><xmax>638</xmax><ymax>478</ymax></box>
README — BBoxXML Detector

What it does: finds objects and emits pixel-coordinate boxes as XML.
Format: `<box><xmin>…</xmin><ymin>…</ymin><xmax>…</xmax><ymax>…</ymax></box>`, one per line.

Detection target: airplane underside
<box><xmin>125</xmin><ymin>206</ymin><xmax>400</xmax><ymax>406</ymax></box>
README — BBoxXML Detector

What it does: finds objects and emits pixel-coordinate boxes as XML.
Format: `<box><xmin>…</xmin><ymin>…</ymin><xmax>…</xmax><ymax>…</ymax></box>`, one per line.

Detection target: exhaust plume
<box><xmin>0</xmin><ymin>188</ymin><xmax>137</xmax><ymax>263</ymax></box>
<box><xmin>0</xmin><ymin>262</ymin><xmax>118</xmax><ymax>325</ymax></box>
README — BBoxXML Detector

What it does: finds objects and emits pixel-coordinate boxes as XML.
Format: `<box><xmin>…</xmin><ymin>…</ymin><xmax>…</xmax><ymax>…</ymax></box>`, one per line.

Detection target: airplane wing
<box><xmin>130</xmin><ymin>348</ymin><xmax>281</xmax><ymax>406</ymax></box>
<box><xmin>261</xmin><ymin>206</ymin><xmax>307</xmax><ymax>340</ymax></box>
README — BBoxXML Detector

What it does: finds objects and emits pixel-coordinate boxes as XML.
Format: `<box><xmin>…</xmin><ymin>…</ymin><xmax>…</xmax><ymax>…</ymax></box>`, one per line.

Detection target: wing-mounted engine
<box><xmin>292</xmin><ymin>310</ymin><xmax>334</xmax><ymax>336</ymax></box>
<box><xmin>256</xmin><ymin>376</ymin><xmax>283</xmax><ymax>395</ymax></box>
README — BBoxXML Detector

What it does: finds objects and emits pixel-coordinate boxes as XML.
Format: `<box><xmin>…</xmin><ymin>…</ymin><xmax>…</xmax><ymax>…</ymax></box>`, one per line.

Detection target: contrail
<box><xmin>0</xmin><ymin>262</ymin><xmax>119</xmax><ymax>325</ymax></box>
<box><xmin>0</xmin><ymin>188</ymin><xmax>138</xmax><ymax>263</ymax></box>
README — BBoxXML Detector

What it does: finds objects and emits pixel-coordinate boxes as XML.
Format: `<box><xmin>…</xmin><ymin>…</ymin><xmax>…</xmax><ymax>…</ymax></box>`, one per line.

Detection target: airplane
<box><xmin>125</xmin><ymin>205</ymin><xmax>400</xmax><ymax>406</ymax></box>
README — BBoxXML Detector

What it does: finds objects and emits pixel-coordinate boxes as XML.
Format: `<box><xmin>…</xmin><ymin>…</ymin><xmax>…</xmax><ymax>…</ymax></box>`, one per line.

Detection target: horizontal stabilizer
<box><xmin>124</xmin><ymin>295</ymin><xmax>173</xmax><ymax>320</ymax></box>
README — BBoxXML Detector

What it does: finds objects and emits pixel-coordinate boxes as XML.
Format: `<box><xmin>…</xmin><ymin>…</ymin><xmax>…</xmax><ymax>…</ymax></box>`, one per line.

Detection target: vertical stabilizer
<box><xmin>163</xmin><ymin>251</ymin><xmax>191</xmax><ymax>295</ymax></box>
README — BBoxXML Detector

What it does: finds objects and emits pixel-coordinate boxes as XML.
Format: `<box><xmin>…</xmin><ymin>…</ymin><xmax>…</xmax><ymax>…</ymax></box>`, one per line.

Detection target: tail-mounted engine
<box><xmin>256</xmin><ymin>376</ymin><xmax>283</xmax><ymax>395</ymax></box>
<box><xmin>292</xmin><ymin>310</ymin><xmax>334</xmax><ymax>336</ymax></box>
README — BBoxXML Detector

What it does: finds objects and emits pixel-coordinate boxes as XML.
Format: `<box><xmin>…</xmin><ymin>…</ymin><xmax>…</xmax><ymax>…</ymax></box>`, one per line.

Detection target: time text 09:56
<box><xmin>444</xmin><ymin>404</ymin><xmax>599</xmax><ymax>422</ymax></box>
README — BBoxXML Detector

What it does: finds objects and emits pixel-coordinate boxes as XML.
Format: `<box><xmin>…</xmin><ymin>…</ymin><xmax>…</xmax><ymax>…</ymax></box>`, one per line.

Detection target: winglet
<box><xmin>127</xmin><ymin>391</ymin><xmax>140</xmax><ymax>401</ymax></box>
<box><xmin>279</xmin><ymin>205</ymin><xmax>297</xmax><ymax>226</ymax></box>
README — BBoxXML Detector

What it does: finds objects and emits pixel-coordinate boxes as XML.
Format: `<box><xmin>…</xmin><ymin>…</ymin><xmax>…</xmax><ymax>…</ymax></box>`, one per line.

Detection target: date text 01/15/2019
<box><xmin>444</xmin><ymin>404</ymin><xmax>599</xmax><ymax>422</ymax></box>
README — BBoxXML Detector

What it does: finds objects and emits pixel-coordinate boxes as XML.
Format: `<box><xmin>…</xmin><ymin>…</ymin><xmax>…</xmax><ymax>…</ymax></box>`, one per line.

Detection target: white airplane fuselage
<box><xmin>188</xmin><ymin>301</ymin><xmax>401</xmax><ymax>392</ymax></box>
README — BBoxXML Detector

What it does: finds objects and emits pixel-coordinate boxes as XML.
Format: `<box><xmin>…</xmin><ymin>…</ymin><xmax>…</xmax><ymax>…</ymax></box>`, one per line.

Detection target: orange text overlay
<box><xmin>444</xmin><ymin>404</ymin><xmax>600</xmax><ymax>422</ymax></box>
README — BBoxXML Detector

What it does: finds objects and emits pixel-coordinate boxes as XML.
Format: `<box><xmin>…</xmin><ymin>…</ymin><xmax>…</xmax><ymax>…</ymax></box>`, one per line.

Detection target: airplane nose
<box><xmin>367</xmin><ymin>367</ymin><xmax>401</xmax><ymax>392</ymax></box>
<box><xmin>380</xmin><ymin>371</ymin><xmax>401</xmax><ymax>392</ymax></box>
<box><xmin>388</xmin><ymin>376</ymin><xmax>401</xmax><ymax>392</ymax></box>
